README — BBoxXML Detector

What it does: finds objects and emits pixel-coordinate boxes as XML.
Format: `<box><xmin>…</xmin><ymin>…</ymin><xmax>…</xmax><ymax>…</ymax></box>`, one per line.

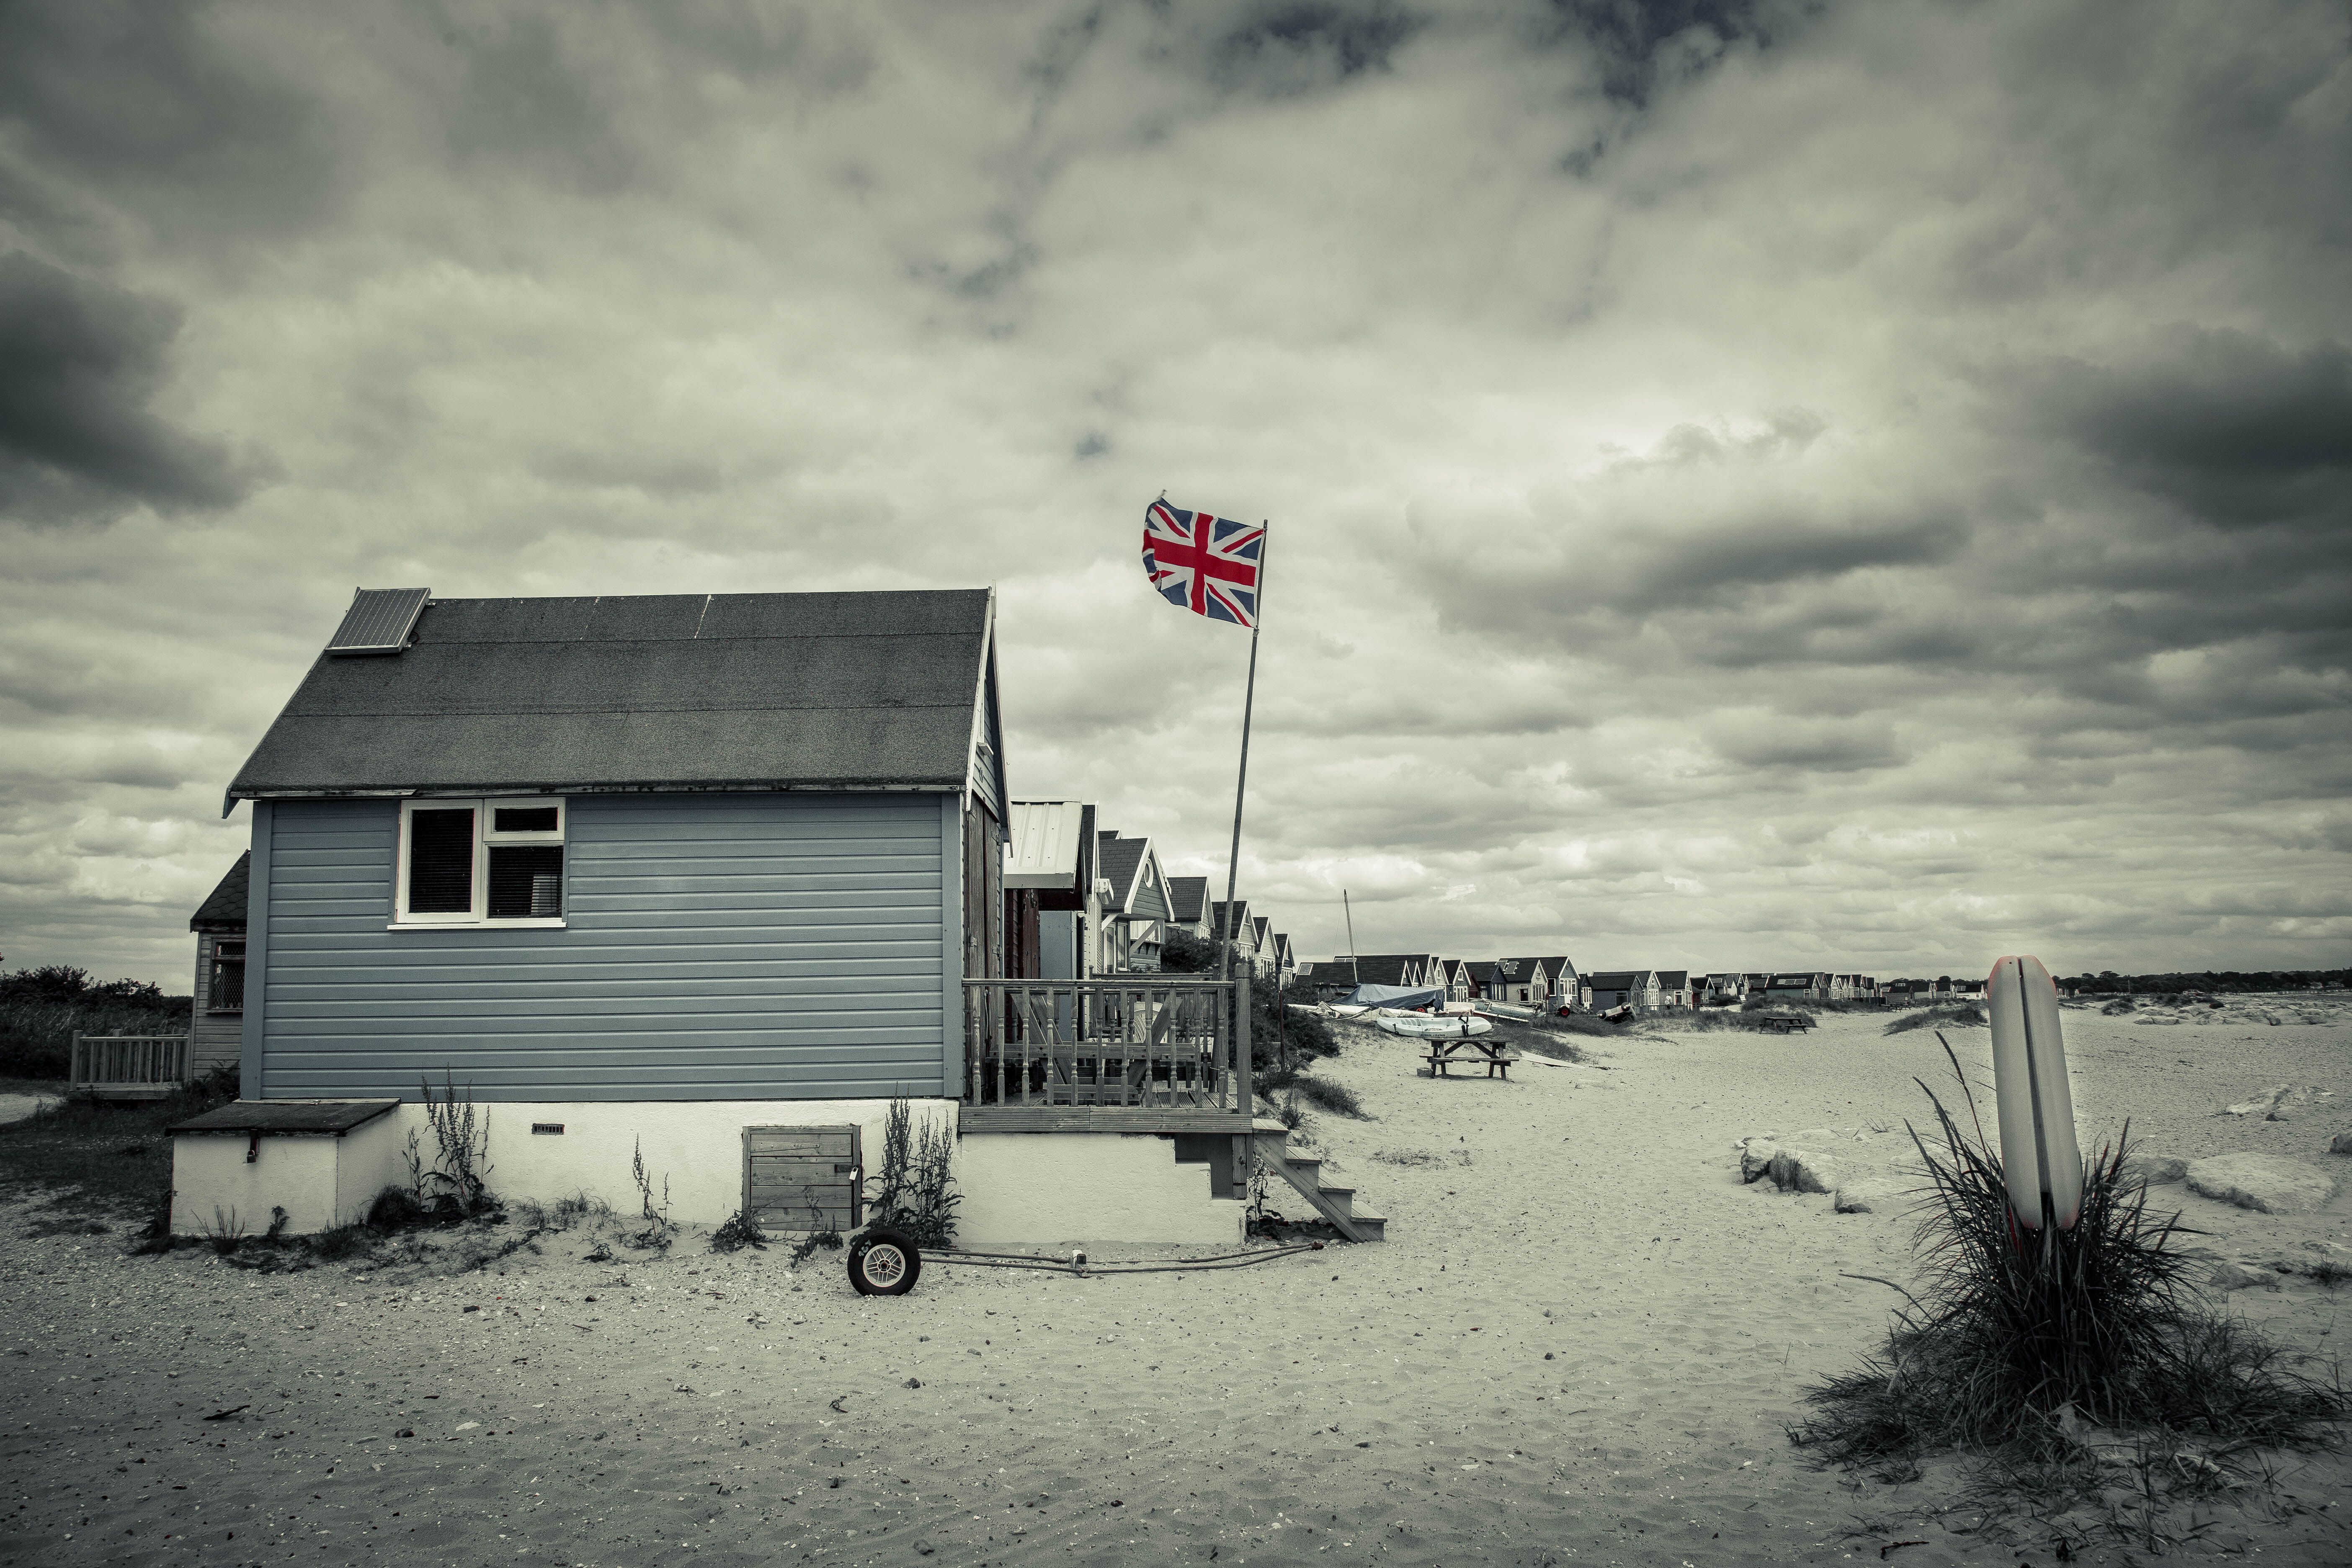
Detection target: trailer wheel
<box><xmin>847</xmin><ymin>1227</ymin><xmax>921</xmax><ymax>1295</ymax></box>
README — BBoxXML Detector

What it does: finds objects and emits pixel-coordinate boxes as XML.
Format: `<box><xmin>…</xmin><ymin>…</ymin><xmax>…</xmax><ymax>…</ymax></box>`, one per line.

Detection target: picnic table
<box><xmin>1758</xmin><ymin>1011</ymin><xmax>1813</xmax><ymax>1034</ymax></box>
<box><xmin>1424</xmin><ymin>1038</ymin><xmax>1524</xmax><ymax>1079</ymax></box>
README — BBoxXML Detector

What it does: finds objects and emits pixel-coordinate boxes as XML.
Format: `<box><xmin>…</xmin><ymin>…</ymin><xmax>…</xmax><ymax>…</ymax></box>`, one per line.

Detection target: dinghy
<box><xmin>1369</xmin><ymin>1011</ymin><xmax>1492</xmax><ymax>1039</ymax></box>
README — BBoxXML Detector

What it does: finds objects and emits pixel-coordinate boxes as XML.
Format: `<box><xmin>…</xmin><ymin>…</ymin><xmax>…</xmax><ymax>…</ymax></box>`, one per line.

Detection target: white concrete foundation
<box><xmin>170</xmin><ymin>1098</ymin><xmax>1241</xmax><ymax>1244</ymax></box>
<box><xmin>954</xmin><ymin>1132</ymin><xmax>1245</xmax><ymax>1246</ymax></box>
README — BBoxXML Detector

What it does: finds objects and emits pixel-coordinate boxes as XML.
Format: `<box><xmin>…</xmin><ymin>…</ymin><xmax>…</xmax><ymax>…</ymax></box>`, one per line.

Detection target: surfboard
<box><xmin>1986</xmin><ymin>955</ymin><xmax>2084</xmax><ymax>1230</ymax></box>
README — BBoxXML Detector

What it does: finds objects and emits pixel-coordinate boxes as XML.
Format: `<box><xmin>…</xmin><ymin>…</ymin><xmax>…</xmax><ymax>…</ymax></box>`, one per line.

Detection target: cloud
<box><xmin>0</xmin><ymin>0</ymin><xmax>2346</xmax><ymax>986</ymax></box>
<box><xmin>0</xmin><ymin>251</ymin><xmax>259</xmax><ymax>518</ymax></box>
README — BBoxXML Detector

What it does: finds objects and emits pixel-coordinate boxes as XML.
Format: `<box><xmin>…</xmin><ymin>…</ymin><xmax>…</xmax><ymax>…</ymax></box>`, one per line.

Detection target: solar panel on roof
<box><xmin>326</xmin><ymin>587</ymin><xmax>431</xmax><ymax>655</ymax></box>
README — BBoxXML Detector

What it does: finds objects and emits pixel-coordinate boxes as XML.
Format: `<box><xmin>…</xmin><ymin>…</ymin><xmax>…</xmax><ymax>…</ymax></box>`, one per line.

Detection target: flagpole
<box><xmin>1217</xmin><ymin>524</ymin><xmax>1265</xmax><ymax>1115</ymax></box>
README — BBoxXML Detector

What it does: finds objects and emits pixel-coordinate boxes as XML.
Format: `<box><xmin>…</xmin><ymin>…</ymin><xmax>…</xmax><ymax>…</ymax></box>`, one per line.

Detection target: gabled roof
<box><xmin>190</xmin><ymin>851</ymin><xmax>251</xmax><ymax>932</ymax></box>
<box><xmin>1534</xmin><ymin>955</ymin><xmax>1573</xmax><ymax>979</ymax></box>
<box><xmin>1273</xmin><ymin>932</ymin><xmax>1293</xmax><ymax>964</ymax></box>
<box><xmin>1655</xmin><ymin>969</ymin><xmax>1689</xmax><ymax>988</ymax></box>
<box><xmin>226</xmin><ymin>588</ymin><xmax>1004</xmax><ymax>808</ymax></box>
<box><xmin>1466</xmin><ymin>960</ymin><xmax>1497</xmax><ymax>983</ymax></box>
<box><xmin>1340</xmin><ymin>954</ymin><xmax>1422</xmax><ymax>987</ymax></box>
<box><xmin>1005</xmin><ymin>801</ymin><xmax>1086</xmax><ymax>890</ymax></box>
<box><xmin>1251</xmin><ymin>916</ymin><xmax>1271</xmax><ymax>950</ymax></box>
<box><xmin>1166</xmin><ymin>876</ymin><xmax>1211</xmax><ymax>923</ymax></box>
<box><xmin>1585</xmin><ymin>971</ymin><xmax>1643</xmax><ymax>989</ymax></box>
<box><xmin>1096</xmin><ymin>834</ymin><xmax>1171</xmax><ymax>922</ymax></box>
<box><xmin>1210</xmin><ymin>900</ymin><xmax>1252</xmax><ymax>944</ymax></box>
<box><xmin>1495</xmin><ymin>957</ymin><xmax>1553</xmax><ymax>983</ymax></box>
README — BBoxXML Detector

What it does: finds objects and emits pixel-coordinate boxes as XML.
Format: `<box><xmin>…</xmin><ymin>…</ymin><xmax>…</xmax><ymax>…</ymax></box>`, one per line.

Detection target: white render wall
<box><xmin>172</xmin><ymin>1099</ymin><xmax>1241</xmax><ymax>1244</ymax></box>
<box><xmin>170</xmin><ymin>1112</ymin><xmax>409</xmax><ymax>1237</ymax></box>
<box><xmin>955</xmin><ymin>1132</ymin><xmax>1244</xmax><ymax>1246</ymax></box>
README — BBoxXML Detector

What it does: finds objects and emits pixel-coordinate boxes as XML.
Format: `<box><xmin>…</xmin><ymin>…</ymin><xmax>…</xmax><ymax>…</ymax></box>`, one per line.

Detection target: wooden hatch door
<box><xmin>743</xmin><ymin>1125</ymin><xmax>863</xmax><ymax>1233</ymax></box>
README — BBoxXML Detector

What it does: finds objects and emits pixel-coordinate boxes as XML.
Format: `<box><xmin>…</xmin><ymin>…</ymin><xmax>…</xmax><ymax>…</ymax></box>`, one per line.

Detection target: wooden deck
<box><xmin>962</xmin><ymin>977</ymin><xmax>1253</xmax><ymax>1118</ymax></box>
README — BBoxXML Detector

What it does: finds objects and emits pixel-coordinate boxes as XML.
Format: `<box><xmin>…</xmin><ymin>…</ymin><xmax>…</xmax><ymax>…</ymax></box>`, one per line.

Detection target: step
<box><xmin>1248</xmin><ymin>1126</ymin><xmax>1387</xmax><ymax>1242</ymax></box>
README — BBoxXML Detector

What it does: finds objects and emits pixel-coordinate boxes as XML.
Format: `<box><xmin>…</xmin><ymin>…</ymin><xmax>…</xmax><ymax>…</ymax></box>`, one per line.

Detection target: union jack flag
<box><xmin>1143</xmin><ymin>500</ymin><xmax>1262</xmax><ymax>627</ymax></box>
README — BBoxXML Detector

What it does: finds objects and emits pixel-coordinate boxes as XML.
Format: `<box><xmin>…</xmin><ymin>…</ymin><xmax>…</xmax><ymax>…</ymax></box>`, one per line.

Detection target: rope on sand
<box><xmin>927</xmin><ymin>1243</ymin><xmax>1324</xmax><ymax>1276</ymax></box>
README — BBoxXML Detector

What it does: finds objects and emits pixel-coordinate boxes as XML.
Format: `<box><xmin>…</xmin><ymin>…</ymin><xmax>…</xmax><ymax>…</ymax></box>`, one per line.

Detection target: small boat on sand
<box><xmin>1368</xmin><ymin>1011</ymin><xmax>1492</xmax><ymax>1039</ymax></box>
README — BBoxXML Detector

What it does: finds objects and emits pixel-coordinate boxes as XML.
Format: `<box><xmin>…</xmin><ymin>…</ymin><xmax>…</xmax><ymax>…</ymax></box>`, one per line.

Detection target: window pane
<box><xmin>211</xmin><ymin>956</ymin><xmax>246</xmax><ymax>1011</ymax></box>
<box><xmin>407</xmin><ymin>808</ymin><xmax>475</xmax><ymax>913</ymax></box>
<box><xmin>493</xmin><ymin>805</ymin><xmax>560</xmax><ymax>833</ymax></box>
<box><xmin>488</xmin><ymin>844</ymin><xmax>564</xmax><ymax>918</ymax></box>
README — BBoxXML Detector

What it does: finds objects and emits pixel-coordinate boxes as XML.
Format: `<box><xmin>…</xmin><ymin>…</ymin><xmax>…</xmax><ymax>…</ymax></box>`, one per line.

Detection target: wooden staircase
<box><xmin>1253</xmin><ymin>1120</ymin><xmax>1386</xmax><ymax>1242</ymax></box>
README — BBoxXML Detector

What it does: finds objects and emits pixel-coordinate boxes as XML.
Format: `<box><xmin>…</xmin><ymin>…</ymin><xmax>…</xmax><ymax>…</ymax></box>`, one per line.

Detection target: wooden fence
<box><xmin>69</xmin><ymin>1033</ymin><xmax>192</xmax><ymax>1098</ymax></box>
<box><xmin>962</xmin><ymin>978</ymin><xmax>1251</xmax><ymax>1116</ymax></box>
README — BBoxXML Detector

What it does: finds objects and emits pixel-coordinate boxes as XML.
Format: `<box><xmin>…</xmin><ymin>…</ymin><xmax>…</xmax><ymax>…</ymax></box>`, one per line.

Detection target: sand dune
<box><xmin>3</xmin><ymin>1002</ymin><xmax>2347</xmax><ymax>1565</ymax></box>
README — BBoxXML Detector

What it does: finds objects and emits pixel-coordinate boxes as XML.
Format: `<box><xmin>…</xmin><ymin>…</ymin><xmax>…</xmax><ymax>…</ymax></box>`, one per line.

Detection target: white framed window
<box><xmin>395</xmin><ymin>797</ymin><xmax>567</xmax><ymax>928</ymax></box>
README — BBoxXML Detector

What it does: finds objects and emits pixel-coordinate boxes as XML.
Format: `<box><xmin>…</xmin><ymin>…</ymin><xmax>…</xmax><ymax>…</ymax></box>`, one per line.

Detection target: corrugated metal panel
<box><xmin>1003</xmin><ymin>800</ymin><xmax>1083</xmax><ymax>889</ymax></box>
<box><xmin>326</xmin><ymin>588</ymin><xmax>430</xmax><ymax>655</ymax></box>
<box><xmin>256</xmin><ymin>793</ymin><xmax>947</xmax><ymax>1101</ymax></box>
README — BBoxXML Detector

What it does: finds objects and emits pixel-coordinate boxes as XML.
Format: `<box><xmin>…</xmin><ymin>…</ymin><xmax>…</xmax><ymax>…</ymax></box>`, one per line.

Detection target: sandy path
<box><xmin>0</xmin><ymin>1094</ymin><xmax>60</xmax><ymax>1127</ymax></box>
<box><xmin>3</xmin><ymin>1004</ymin><xmax>2348</xmax><ymax>1567</ymax></box>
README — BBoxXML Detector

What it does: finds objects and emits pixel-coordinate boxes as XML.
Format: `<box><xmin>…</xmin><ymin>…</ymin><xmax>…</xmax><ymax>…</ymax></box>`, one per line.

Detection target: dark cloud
<box><xmin>2025</xmin><ymin>328</ymin><xmax>2352</xmax><ymax>526</ymax></box>
<box><xmin>0</xmin><ymin>251</ymin><xmax>256</xmax><ymax>518</ymax></box>
<box><xmin>1211</xmin><ymin>2</ymin><xmax>1426</xmax><ymax>88</ymax></box>
<box><xmin>0</xmin><ymin>0</ymin><xmax>337</xmax><ymax>238</ymax></box>
<box><xmin>1711</xmin><ymin>716</ymin><xmax>1906</xmax><ymax>774</ymax></box>
<box><xmin>1539</xmin><ymin>0</ymin><xmax>1783</xmax><ymax>106</ymax></box>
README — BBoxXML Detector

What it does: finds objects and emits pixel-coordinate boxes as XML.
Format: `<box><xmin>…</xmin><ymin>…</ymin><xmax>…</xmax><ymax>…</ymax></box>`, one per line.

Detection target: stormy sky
<box><xmin>2</xmin><ymin>0</ymin><xmax>2347</xmax><ymax>989</ymax></box>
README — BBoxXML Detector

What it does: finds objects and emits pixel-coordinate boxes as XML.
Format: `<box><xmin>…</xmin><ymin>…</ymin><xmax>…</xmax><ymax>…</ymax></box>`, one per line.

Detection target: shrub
<box><xmin>547</xmin><ymin>1191</ymin><xmax>611</xmax><ymax>1231</ymax></box>
<box><xmin>416</xmin><ymin>1070</ymin><xmax>494</xmax><ymax>1214</ymax></box>
<box><xmin>868</xmin><ymin>1097</ymin><xmax>959</xmax><ymax>1248</ymax></box>
<box><xmin>710</xmin><ymin>1209</ymin><xmax>768</xmax><ymax>1253</ymax></box>
<box><xmin>0</xmin><ymin>966</ymin><xmax>193</xmax><ymax>1080</ymax></box>
<box><xmin>366</xmin><ymin>1186</ymin><xmax>428</xmax><ymax>1230</ymax></box>
<box><xmin>1287</xmin><ymin>1074</ymin><xmax>1365</xmax><ymax>1119</ymax></box>
<box><xmin>1792</xmin><ymin>1041</ymin><xmax>2346</xmax><ymax>1476</ymax></box>
<box><xmin>1883</xmin><ymin>1004</ymin><xmax>1987</xmax><ymax>1035</ymax></box>
<box><xmin>627</xmin><ymin>1137</ymin><xmax>674</xmax><ymax>1251</ymax></box>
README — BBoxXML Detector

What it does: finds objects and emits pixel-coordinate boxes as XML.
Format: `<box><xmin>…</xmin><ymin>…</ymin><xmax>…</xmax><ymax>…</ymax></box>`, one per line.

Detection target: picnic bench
<box><xmin>1424</xmin><ymin>1039</ymin><xmax>1524</xmax><ymax>1079</ymax></box>
<box><xmin>1758</xmin><ymin>1011</ymin><xmax>1813</xmax><ymax>1034</ymax></box>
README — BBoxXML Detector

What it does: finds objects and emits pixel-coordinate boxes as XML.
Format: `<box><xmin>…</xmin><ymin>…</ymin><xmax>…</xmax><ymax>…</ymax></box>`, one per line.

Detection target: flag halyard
<box><xmin>1144</xmin><ymin>500</ymin><xmax>1263</xmax><ymax>627</ymax></box>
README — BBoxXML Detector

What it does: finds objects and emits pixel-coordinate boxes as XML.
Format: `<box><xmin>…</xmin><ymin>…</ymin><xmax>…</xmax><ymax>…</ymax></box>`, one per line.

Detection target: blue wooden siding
<box><xmin>256</xmin><ymin>793</ymin><xmax>949</xmax><ymax>1101</ymax></box>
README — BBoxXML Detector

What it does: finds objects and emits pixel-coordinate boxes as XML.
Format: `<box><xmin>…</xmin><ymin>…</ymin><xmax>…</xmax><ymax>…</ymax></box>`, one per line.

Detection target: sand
<box><xmin>0</xmin><ymin>1094</ymin><xmax>60</xmax><ymax>1127</ymax></box>
<box><xmin>3</xmin><ymin>999</ymin><xmax>2349</xmax><ymax>1566</ymax></box>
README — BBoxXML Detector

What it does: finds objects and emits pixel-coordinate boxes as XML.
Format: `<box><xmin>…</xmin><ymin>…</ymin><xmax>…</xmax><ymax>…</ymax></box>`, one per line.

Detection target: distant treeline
<box><xmin>2058</xmin><ymin>969</ymin><xmax>2351</xmax><ymax>995</ymax></box>
<box><xmin>0</xmin><ymin>966</ymin><xmax>193</xmax><ymax>1081</ymax></box>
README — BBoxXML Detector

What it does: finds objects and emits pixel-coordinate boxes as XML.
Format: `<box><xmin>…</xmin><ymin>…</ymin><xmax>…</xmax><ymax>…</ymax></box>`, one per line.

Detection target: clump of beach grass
<box><xmin>1883</xmin><ymin>1003</ymin><xmax>1987</xmax><ymax>1034</ymax></box>
<box><xmin>1794</xmin><ymin>1041</ymin><xmax>2344</xmax><ymax>1487</ymax></box>
<box><xmin>1257</xmin><ymin>1065</ymin><xmax>1368</xmax><ymax>1119</ymax></box>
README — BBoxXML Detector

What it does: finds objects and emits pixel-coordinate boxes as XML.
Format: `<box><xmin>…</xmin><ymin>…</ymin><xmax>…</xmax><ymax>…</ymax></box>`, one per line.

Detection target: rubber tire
<box><xmin>847</xmin><ymin>1227</ymin><xmax>921</xmax><ymax>1295</ymax></box>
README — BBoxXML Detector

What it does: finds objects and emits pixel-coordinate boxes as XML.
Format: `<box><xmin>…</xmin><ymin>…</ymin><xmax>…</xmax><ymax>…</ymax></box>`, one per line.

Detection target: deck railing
<box><xmin>962</xmin><ymin>977</ymin><xmax>1251</xmax><ymax>1116</ymax></box>
<box><xmin>70</xmin><ymin>1033</ymin><xmax>192</xmax><ymax>1097</ymax></box>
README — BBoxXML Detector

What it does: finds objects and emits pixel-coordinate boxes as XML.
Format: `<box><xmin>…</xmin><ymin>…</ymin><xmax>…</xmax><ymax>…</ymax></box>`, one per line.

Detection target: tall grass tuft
<box><xmin>1883</xmin><ymin>1003</ymin><xmax>1987</xmax><ymax>1035</ymax></box>
<box><xmin>868</xmin><ymin>1096</ymin><xmax>959</xmax><ymax>1247</ymax></box>
<box><xmin>1795</xmin><ymin>1039</ymin><xmax>2344</xmax><ymax>1473</ymax></box>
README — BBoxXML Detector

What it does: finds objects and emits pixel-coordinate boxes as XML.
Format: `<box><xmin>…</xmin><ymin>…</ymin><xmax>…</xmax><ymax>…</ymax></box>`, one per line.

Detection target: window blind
<box><xmin>407</xmin><ymin>807</ymin><xmax>476</xmax><ymax>913</ymax></box>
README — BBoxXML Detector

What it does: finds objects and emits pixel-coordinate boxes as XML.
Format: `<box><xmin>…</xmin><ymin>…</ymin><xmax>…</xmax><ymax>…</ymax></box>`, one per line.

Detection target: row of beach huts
<box><xmin>1289</xmin><ymin>958</ymin><xmax>2005</xmax><ymax>1012</ymax></box>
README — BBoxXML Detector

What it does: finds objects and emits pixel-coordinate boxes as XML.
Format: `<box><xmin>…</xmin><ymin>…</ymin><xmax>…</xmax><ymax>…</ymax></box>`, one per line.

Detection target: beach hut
<box><xmin>1003</xmin><ymin>800</ymin><xmax>1089</xmax><ymax>981</ymax></box>
<box><xmin>170</xmin><ymin>586</ymin><xmax>1337</xmax><ymax>1246</ymax></box>
<box><xmin>1163</xmin><ymin>876</ymin><xmax>1213</xmax><ymax>941</ymax></box>
<box><xmin>1096</xmin><ymin>833</ymin><xmax>1173</xmax><ymax>973</ymax></box>
<box><xmin>188</xmin><ymin>853</ymin><xmax>251</xmax><ymax>1076</ymax></box>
